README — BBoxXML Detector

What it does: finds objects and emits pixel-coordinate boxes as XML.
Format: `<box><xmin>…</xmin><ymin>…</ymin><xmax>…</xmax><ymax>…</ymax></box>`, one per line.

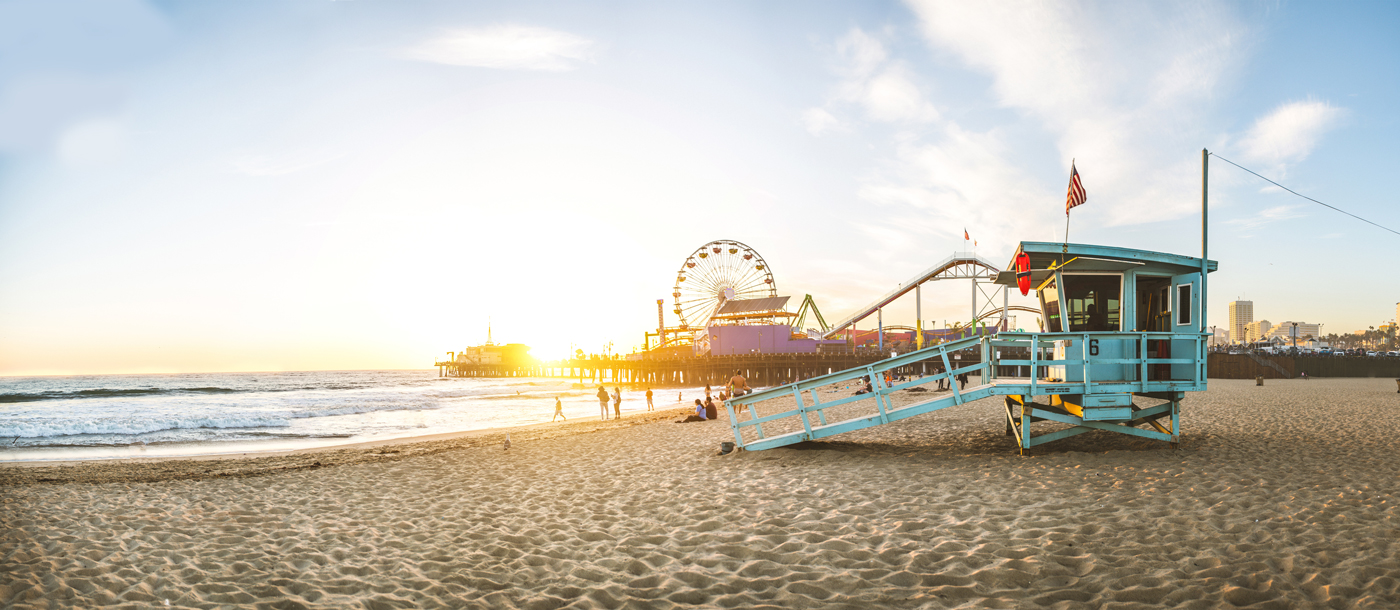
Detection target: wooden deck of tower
<box><xmin>727</xmin><ymin>242</ymin><xmax>1217</xmax><ymax>454</ymax></box>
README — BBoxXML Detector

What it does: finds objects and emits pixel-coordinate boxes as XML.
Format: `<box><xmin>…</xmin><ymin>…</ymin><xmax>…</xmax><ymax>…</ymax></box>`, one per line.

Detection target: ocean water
<box><xmin>0</xmin><ymin>370</ymin><xmax>691</xmax><ymax>462</ymax></box>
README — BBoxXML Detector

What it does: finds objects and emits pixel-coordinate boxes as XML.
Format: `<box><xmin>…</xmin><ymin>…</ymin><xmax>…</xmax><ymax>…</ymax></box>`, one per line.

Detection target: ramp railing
<box><xmin>725</xmin><ymin>335</ymin><xmax>989</xmax><ymax>451</ymax></box>
<box><xmin>726</xmin><ymin>331</ymin><xmax>1207</xmax><ymax>451</ymax></box>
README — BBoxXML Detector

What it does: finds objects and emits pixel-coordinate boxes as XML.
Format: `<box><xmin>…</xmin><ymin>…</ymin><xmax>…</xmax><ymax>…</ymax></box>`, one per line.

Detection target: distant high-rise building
<box><xmin>1244</xmin><ymin>320</ymin><xmax>1272</xmax><ymax>343</ymax></box>
<box><xmin>1267</xmin><ymin>321</ymin><xmax>1321</xmax><ymax>343</ymax></box>
<box><xmin>1229</xmin><ymin>300</ymin><xmax>1253</xmax><ymax>344</ymax></box>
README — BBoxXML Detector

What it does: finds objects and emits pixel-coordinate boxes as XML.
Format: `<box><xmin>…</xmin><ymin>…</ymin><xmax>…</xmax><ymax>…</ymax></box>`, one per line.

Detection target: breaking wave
<box><xmin>0</xmin><ymin>398</ymin><xmax>452</xmax><ymax>440</ymax></box>
<box><xmin>0</xmin><ymin>386</ymin><xmax>246</xmax><ymax>403</ymax></box>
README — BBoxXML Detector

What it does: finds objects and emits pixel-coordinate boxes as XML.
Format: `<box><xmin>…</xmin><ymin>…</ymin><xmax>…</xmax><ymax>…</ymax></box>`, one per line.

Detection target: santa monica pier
<box><xmin>435</xmin><ymin>238</ymin><xmax>1026</xmax><ymax>389</ymax></box>
<box><xmin>438</xmin><ymin>223</ymin><xmax>1228</xmax><ymax>455</ymax></box>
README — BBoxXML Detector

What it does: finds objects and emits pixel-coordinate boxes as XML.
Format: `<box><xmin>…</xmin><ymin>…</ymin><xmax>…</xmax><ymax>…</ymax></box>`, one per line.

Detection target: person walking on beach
<box><xmin>552</xmin><ymin>397</ymin><xmax>566</xmax><ymax>422</ymax></box>
<box><xmin>645</xmin><ymin>388</ymin><xmax>654</xmax><ymax>411</ymax></box>
<box><xmin>730</xmin><ymin>394</ymin><xmax>746</xmax><ymax>417</ymax></box>
<box><xmin>727</xmin><ymin>370</ymin><xmax>751</xmax><ymax>397</ymax></box>
<box><xmin>596</xmin><ymin>385</ymin><xmax>610</xmax><ymax>420</ymax></box>
<box><xmin>612</xmin><ymin>387</ymin><xmax>622</xmax><ymax>419</ymax></box>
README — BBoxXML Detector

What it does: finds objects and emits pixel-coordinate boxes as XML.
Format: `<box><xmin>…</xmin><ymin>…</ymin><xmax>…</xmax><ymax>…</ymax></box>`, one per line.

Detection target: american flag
<box><xmin>1065</xmin><ymin>161</ymin><xmax>1086</xmax><ymax>214</ymax></box>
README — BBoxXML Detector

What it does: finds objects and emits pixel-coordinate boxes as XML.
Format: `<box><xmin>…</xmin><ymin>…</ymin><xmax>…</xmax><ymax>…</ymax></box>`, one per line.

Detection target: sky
<box><xmin>1</xmin><ymin>0</ymin><xmax>1397</xmax><ymax>376</ymax></box>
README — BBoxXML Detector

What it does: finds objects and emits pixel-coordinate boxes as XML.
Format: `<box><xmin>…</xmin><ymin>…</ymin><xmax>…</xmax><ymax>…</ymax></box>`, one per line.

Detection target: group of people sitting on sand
<box><xmin>677</xmin><ymin>370</ymin><xmax>750</xmax><ymax>423</ymax></box>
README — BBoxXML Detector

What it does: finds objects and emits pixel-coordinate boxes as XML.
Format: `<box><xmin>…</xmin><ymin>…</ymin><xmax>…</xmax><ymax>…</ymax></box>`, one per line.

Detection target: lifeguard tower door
<box><xmin>1170</xmin><ymin>272</ymin><xmax>1201</xmax><ymax>380</ymax></box>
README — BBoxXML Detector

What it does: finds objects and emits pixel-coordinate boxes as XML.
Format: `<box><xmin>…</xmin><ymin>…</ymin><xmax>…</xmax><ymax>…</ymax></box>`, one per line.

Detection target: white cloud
<box><xmin>906</xmin><ymin>2</ymin><xmax>1238</xmax><ymax>121</ymax></box>
<box><xmin>0</xmin><ymin>76</ymin><xmax>126</xmax><ymax>154</ymax></box>
<box><xmin>0</xmin><ymin>0</ymin><xmax>170</xmax><ymax>155</ymax></box>
<box><xmin>903</xmin><ymin>1</ymin><xmax>1247</xmax><ymax>227</ymax></box>
<box><xmin>1238</xmin><ymin>100</ymin><xmax>1343</xmax><ymax>166</ymax></box>
<box><xmin>400</xmin><ymin>25</ymin><xmax>596</xmax><ymax>71</ymax></box>
<box><xmin>230</xmin><ymin>149</ymin><xmax>346</xmax><ymax>177</ymax></box>
<box><xmin>800</xmin><ymin>3</ymin><xmax>1263</xmax><ymax>273</ymax></box>
<box><xmin>857</xmin><ymin>124</ymin><xmax>1061</xmax><ymax>256</ymax></box>
<box><xmin>1225</xmin><ymin>204</ymin><xmax>1304</xmax><ymax>231</ymax></box>
<box><xmin>807</xmin><ymin>28</ymin><xmax>939</xmax><ymax>129</ymax></box>
<box><xmin>835</xmin><ymin>28</ymin><xmax>888</xmax><ymax>79</ymax></box>
<box><xmin>800</xmin><ymin>108</ymin><xmax>842</xmax><ymax>136</ymax></box>
<box><xmin>55</xmin><ymin>117</ymin><xmax>126</xmax><ymax>165</ymax></box>
<box><xmin>861</xmin><ymin>69</ymin><xmax>939</xmax><ymax>123</ymax></box>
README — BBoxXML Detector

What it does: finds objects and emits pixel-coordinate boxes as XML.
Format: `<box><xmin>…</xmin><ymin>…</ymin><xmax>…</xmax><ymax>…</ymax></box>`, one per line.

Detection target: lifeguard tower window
<box><xmin>1176</xmin><ymin>283</ymin><xmax>1193</xmax><ymax>326</ymax></box>
<box><xmin>1136</xmin><ymin>277</ymin><xmax>1173</xmax><ymax>332</ymax></box>
<box><xmin>1039</xmin><ymin>280</ymin><xmax>1062</xmax><ymax>332</ymax></box>
<box><xmin>1062</xmin><ymin>274</ymin><xmax>1121</xmax><ymax>332</ymax></box>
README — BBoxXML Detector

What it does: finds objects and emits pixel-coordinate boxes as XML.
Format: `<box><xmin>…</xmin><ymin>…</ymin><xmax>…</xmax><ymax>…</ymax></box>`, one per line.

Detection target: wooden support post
<box><xmin>1171</xmin><ymin>397</ymin><xmax>1180</xmax><ymax>449</ymax></box>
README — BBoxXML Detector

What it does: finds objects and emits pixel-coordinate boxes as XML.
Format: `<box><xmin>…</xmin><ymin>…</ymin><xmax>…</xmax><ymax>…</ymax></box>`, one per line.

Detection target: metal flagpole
<box><xmin>1201</xmin><ymin>149</ymin><xmax>1209</xmax><ymax>333</ymax></box>
<box><xmin>1063</xmin><ymin>158</ymin><xmax>1074</xmax><ymax>255</ymax></box>
<box><xmin>1063</xmin><ymin>214</ymin><xmax>1071</xmax><ymax>251</ymax></box>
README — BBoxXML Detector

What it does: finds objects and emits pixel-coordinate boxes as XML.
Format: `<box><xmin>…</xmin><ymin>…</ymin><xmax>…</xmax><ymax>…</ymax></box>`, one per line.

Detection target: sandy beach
<box><xmin>4</xmin><ymin>378</ymin><xmax>1399</xmax><ymax>609</ymax></box>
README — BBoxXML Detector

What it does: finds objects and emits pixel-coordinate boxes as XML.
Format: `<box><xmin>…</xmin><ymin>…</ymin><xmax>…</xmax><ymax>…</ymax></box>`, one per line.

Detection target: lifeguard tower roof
<box><xmin>993</xmin><ymin>241</ymin><xmax>1217</xmax><ymax>287</ymax></box>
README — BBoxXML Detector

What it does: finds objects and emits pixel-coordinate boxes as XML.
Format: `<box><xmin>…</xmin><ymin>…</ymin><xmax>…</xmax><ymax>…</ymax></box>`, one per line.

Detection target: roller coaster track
<box><xmin>819</xmin><ymin>253</ymin><xmax>1001</xmax><ymax>339</ymax></box>
<box><xmin>975</xmin><ymin>306</ymin><xmax>1042</xmax><ymax>325</ymax></box>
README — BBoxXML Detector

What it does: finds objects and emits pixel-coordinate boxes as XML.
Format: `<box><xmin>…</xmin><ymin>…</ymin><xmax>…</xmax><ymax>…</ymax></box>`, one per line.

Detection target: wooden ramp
<box><xmin>726</xmin><ymin>331</ymin><xmax>1206</xmax><ymax>453</ymax></box>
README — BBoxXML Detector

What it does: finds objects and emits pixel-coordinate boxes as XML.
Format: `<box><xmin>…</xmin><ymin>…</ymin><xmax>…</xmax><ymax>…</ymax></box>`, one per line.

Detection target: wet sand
<box><xmin>3</xmin><ymin>378</ymin><xmax>1399</xmax><ymax>609</ymax></box>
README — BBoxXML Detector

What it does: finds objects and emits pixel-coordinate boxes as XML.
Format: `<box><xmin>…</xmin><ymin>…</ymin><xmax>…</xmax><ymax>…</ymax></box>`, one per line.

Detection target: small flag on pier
<box><xmin>1065</xmin><ymin>161</ymin><xmax>1086</xmax><ymax>214</ymax></box>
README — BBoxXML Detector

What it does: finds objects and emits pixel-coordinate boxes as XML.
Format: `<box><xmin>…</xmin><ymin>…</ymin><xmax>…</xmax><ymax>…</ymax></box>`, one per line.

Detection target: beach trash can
<box><xmin>1256</xmin><ymin>376</ymin><xmax>1263</xmax><ymax>386</ymax></box>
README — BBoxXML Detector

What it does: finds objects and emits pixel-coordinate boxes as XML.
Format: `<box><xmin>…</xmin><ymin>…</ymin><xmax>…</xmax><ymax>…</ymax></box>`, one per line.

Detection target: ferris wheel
<box><xmin>673</xmin><ymin>239</ymin><xmax>776</xmax><ymax>328</ymax></box>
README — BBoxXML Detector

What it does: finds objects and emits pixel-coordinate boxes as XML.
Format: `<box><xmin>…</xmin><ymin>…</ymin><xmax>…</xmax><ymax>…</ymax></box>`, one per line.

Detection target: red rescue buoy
<box><xmin>1015</xmin><ymin>251</ymin><xmax>1032</xmax><ymax>296</ymax></box>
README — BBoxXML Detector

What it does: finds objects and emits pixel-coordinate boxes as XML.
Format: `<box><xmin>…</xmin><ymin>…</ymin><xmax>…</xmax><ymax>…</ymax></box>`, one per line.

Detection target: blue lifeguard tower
<box><xmin>725</xmin><ymin>241</ymin><xmax>1216</xmax><ymax>453</ymax></box>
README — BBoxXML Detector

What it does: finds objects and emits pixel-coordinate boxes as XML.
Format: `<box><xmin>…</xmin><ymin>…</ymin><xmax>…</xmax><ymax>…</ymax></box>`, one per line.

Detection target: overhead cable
<box><xmin>1210</xmin><ymin>152</ymin><xmax>1400</xmax><ymax>238</ymax></box>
